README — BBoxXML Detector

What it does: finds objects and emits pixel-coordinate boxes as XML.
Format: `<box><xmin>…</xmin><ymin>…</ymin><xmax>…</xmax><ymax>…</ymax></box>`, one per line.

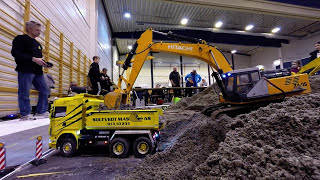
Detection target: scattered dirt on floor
<box><xmin>121</xmin><ymin>75</ymin><xmax>320</xmax><ymax>180</ymax></box>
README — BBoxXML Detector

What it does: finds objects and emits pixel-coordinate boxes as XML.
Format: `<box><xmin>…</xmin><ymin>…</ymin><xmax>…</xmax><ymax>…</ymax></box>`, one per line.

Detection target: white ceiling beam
<box><xmin>163</xmin><ymin>0</ymin><xmax>320</xmax><ymax>21</ymax></box>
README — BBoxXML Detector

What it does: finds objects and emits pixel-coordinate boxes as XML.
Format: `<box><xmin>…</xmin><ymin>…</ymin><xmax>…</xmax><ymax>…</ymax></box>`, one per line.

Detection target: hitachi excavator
<box><xmin>105</xmin><ymin>28</ymin><xmax>312</xmax><ymax>117</ymax></box>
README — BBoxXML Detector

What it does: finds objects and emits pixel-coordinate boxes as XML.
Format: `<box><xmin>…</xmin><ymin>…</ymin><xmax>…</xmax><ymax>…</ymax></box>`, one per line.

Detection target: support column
<box><xmin>150</xmin><ymin>52</ymin><xmax>154</xmax><ymax>88</ymax></box>
<box><xmin>43</xmin><ymin>20</ymin><xmax>50</xmax><ymax>73</ymax></box>
<box><xmin>180</xmin><ymin>56</ymin><xmax>183</xmax><ymax>87</ymax></box>
<box><xmin>69</xmin><ymin>43</ymin><xmax>74</xmax><ymax>83</ymax></box>
<box><xmin>207</xmin><ymin>64</ymin><xmax>211</xmax><ymax>85</ymax></box>
<box><xmin>23</xmin><ymin>0</ymin><xmax>30</xmax><ymax>32</ymax></box>
<box><xmin>59</xmin><ymin>33</ymin><xmax>64</xmax><ymax>97</ymax></box>
<box><xmin>231</xmin><ymin>53</ymin><xmax>235</xmax><ymax>70</ymax></box>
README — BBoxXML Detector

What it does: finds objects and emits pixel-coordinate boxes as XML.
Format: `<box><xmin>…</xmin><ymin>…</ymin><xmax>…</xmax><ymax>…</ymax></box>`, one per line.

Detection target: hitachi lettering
<box><xmin>93</xmin><ymin>118</ymin><xmax>117</xmax><ymax>121</ymax></box>
<box><xmin>168</xmin><ymin>45</ymin><xmax>193</xmax><ymax>51</ymax></box>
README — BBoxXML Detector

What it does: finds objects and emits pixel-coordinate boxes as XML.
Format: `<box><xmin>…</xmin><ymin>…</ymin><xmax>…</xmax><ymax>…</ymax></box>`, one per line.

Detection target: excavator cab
<box><xmin>222</xmin><ymin>67</ymin><xmax>266</xmax><ymax>102</ymax></box>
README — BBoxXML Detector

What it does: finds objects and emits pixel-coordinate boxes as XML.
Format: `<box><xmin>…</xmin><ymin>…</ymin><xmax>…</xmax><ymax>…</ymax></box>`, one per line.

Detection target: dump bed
<box><xmin>85</xmin><ymin>109</ymin><xmax>161</xmax><ymax>130</ymax></box>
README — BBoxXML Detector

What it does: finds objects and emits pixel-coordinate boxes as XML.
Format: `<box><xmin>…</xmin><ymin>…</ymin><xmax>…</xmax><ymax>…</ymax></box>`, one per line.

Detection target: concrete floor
<box><xmin>12</xmin><ymin>147</ymin><xmax>142</xmax><ymax>180</ymax></box>
<box><xmin>0</xmin><ymin>125</ymin><xmax>50</xmax><ymax>167</ymax></box>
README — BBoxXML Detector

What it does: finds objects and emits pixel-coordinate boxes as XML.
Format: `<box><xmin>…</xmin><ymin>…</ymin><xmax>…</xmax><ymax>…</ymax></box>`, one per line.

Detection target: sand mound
<box><xmin>310</xmin><ymin>76</ymin><xmax>320</xmax><ymax>93</ymax></box>
<box><xmin>121</xmin><ymin>75</ymin><xmax>320</xmax><ymax>180</ymax></box>
<box><xmin>195</xmin><ymin>93</ymin><xmax>320</xmax><ymax>179</ymax></box>
<box><xmin>123</xmin><ymin>111</ymin><xmax>225</xmax><ymax>179</ymax></box>
<box><xmin>168</xmin><ymin>84</ymin><xmax>219</xmax><ymax>111</ymax></box>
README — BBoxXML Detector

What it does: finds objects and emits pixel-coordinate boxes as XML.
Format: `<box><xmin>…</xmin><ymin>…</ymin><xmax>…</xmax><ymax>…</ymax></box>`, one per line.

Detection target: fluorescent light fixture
<box><xmin>271</xmin><ymin>27</ymin><xmax>281</xmax><ymax>33</ymax></box>
<box><xmin>256</xmin><ymin>65</ymin><xmax>264</xmax><ymax>70</ymax></box>
<box><xmin>245</xmin><ymin>24</ymin><xmax>254</xmax><ymax>31</ymax></box>
<box><xmin>128</xmin><ymin>45</ymin><xmax>132</xmax><ymax>50</ymax></box>
<box><xmin>231</xmin><ymin>50</ymin><xmax>237</xmax><ymax>54</ymax></box>
<box><xmin>273</xmin><ymin>59</ymin><xmax>281</xmax><ymax>66</ymax></box>
<box><xmin>181</xmin><ymin>18</ymin><xmax>188</xmax><ymax>25</ymax></box>
<box><xmin>124</xmin><ymin>12</ymin><xmax>131</xmax><ymax>18</ymax></box>
<box><xmin>215</xmin><ymin>21</ymin><xmax>223</xmax><ymax>28</ymax></box>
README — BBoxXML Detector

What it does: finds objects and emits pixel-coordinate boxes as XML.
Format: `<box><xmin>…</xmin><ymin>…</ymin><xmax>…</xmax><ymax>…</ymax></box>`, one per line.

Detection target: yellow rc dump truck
<box><xmin>48</xmin><ymin>94</ymin><xmax>162</xmax><ymax>158</ymax></box>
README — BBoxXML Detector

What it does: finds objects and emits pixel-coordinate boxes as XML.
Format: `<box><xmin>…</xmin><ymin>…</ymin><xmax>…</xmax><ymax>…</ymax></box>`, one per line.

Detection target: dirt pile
<box><xmin>310</xmin><ymin>76</ymin><xmax>320</xmax><ymax>93</ymax></box>
<box><xmin>123</xmin><ymin>110</ymin><xmax>225</xmax><ymax>179</ymax></box>
<box><xmin>122</xmin><ymin>75</ymin><xmax>320</xmax><ymax>180</ymax></box>
<box><xmin>195</xmin><ymin>93</ymin><xmax>320</xmax><ymax>179</ymax></box>
<box><xmin>168</xmin><ymin>84</ymin><xmax>219</xmax><ymax>111</ymax></box>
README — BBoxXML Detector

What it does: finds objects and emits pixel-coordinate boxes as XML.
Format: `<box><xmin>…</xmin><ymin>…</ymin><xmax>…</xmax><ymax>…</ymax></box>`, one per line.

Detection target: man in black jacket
<box><xmin>310</xmin><ymin>41</ymin><xmax>320</xmax><ymax>61</ymax></box>
<box><xmin>11</xmin><ymin>21</ymin><xmax>49</xmax><ymax>120</ymax></box>
<box><xmin>88</xmin><ymin>56</ymin><xmax>101</xmax><ymax>95</ymax></box>
<box><xmin>100</xmin><ymin>68</ymin><xmax>112</xmax><ymax>95</ymax></box>
<box><xmin>169</xmin><ymin>66</ymin><xmax>181</xmax><ymax>97</ymax></box>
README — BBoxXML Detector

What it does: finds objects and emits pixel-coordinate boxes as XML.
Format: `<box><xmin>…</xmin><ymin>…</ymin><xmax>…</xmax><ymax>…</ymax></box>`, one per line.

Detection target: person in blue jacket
<box><xmin>184</xmin><ymin>69</ymin><xmax>202</xmax><ymax>97</ymax></box>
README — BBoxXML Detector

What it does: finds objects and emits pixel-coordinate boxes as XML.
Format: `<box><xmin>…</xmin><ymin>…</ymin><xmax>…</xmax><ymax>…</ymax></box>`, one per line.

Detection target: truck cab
<box><xmin>221</xmin><ymin>67</ymin><xmax>310</xmax><ymax>103</ymax></box>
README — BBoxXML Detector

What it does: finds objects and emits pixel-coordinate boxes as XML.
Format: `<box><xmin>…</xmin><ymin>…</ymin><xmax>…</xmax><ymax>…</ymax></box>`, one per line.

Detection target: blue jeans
<box><xmin>18</xmin><ymin>72</ymin><xmax>49</xmax><ymax>116</ymax></box>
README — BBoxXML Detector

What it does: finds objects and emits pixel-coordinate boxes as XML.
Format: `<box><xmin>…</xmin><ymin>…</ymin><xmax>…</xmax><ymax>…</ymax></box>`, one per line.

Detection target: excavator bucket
<box><xmin>104</xmin><ymin>90</ymin><xmax>122</xmax><ymax>109</ymax></box>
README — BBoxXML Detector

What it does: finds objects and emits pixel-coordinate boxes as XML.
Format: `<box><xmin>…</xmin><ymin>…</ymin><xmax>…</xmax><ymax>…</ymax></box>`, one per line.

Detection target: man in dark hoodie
<box><xmin>11</xmin><ymin>21</ymin><xmax>49</xmax><ymax>120</ymax></box>
<box><xmin>88</xmin><ymin>56</ymin><xmax>101</xmax><ymax>95</ymax></box>
<box><xmin>310</xmin><ymin>41</ymin><xmax>320</xmax><ymax>61</ymax></box>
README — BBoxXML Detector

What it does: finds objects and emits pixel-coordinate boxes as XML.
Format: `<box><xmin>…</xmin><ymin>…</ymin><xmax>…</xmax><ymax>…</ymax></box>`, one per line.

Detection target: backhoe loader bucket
<box><xmin>104</xmin><ymin>90</ymin><xmax>122</xmax><ymax>109</ymax></box>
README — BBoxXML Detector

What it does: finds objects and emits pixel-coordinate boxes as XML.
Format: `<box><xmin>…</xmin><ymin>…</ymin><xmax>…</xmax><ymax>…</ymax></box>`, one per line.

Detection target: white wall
<box><xmin>224</xmin><ymin>53</ymin><xmax>251</xmax><ymax>70</ymax></box>
<box><xmin>32</xmin><ymin>0</ymin><xmax>91</xmax><ymax>55</ymax></box>
<box><xmin>112</xmin><ymin>46</ymin><xmax>119</xmax><ymax>81</ymax></box>
<box><xmin>281</xmin><ymin>34</ymin><xmax>320</xmax><ymax>62</ymax></box>
<box><xmin>96</xmin><ymin>0</ymin><xmax>113</xmax><ymax>72</ymax></box>
<box><xmin>247</xmin><ymin>33</ymin><xmax>320</xmax><ymax>70</ymax></box>
<box><xmin>250</xmin><ymin>47</ymin><xmax>281</xmax><ymax>70</ymax></box>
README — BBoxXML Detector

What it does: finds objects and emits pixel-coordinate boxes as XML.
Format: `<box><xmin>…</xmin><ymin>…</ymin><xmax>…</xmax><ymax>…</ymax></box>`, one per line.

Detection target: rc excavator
<box><xmin>105</xmin><ymin>28</ymin><xmax>312</xmax><ymax>117</ymax></box>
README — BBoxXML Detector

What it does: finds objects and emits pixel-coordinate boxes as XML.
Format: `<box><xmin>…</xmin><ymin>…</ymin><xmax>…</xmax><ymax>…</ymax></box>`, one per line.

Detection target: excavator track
<box><xmin>202</xmin><ymin>103</ymin><xmax>251</xmax><ymax>119</ymax></box>
<box><xmin>203</xmin><ymin>99</ymin><xmax>285</xmax><ymax>119</ymax></box>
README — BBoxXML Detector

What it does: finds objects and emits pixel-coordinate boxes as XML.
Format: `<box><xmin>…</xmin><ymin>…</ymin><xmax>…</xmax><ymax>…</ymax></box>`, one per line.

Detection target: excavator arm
<box><xmin>105</xmin><ymin>28</ymin><xmax>233</xmax><ymax>109</ymax></box>
<box><xmin>298</xmin><ymin>57</ymin><xmax>320</xmax><ymax>76</ymax></box>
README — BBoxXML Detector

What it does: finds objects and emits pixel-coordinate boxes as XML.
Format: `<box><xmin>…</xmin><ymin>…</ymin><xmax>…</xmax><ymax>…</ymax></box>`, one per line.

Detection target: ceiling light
<box><xmin>271</xmin><ymin>27</ymin><xmax>281</xmax><ymax>33</ymax></box>
<box><xmin>181</xmin><ymin>18</ymin><xmax>188</xmax><ymax>25</ymax></box>
<box><xmin>245</xmin><ymin>24</ymin><xmax>254</xmax><ymax>31</ymax></box>
<box><xmin>256</xmin><ymin>65</ymin><xmax>264</xmax><ymax>70</ymax></box>
<box><xmin>273</xmin><ymin>59</ymin><xmax>281</xmax><ymax>66</ymax></box>
<box><xmin>215</xmin><ymin>21</ymin><xmax>223</xmax><ymax>28</ymax></box>
<box><xmin>124</xmin><ymin>12</ymin><xmax>131</xmax><ymax>18</ymax></box>
<box><xmin>128</xmin><ymin>45</ymin><xmax>132</xmax><ymax>50</ymax></box>
<box><xmin>231</xmin><ymin>50</ymin><xmax>237</xmax><ymax>54</ymax></box>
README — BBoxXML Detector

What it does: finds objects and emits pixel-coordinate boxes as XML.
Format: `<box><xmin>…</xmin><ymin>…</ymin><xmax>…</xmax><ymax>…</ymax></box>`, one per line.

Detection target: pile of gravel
<box><xmin>121</xmin><ymin>75</ymin><xmax>320</xmax><ymax>180</ymax></box>
<box><xmin>195</xmin><ymin>93</ymin><xmax>320</xmax><ymax>179</ymax></box>
<box><xmin>168</xmin><ymin>84</ymin><xmax>219</xmax><ymax>111</ymax></box>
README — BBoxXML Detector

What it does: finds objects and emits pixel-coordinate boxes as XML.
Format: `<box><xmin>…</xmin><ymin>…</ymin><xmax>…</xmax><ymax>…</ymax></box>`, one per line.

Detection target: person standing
<box><xmin>200</xmin><ymin>78</ymin><xmax>208</xmax><ymax>87</ymax></box>
<box><xmin>11</xmin><ymin>21</ymin><xmax>49</xmax><ymax>120</ymax></box>
<box><xmin>88</xmin><ymin>56</ymin><xmax>101</xmax><ymax>95</ymax></box>
<box><xmin>310</xmin><ymin>41</ymin><xmax>320</xmax><ymax>61</ymax></box>
<box><xmin>169</xmin><ymin>66</ymin><xmax>181</xmax><ymax>97</ymax></box>
<box><xmin>184</xmin><ymin>69</ymin><xmax>202</xmax><ymax>97</ymax></box>
<box><xmin>290</xmin><ymin>60</ymin><xmax>301</xmax><ymax>74</ymax></box>
<box><xmin>100</xmin><ymin>68</ymin><xmax>112</xmax><ymax>95</ymax></box>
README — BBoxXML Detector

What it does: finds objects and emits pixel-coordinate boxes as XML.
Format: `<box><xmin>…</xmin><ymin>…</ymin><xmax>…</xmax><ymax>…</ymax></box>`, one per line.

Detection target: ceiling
<box><xmin>267</xmin><ymin>0</ymin><xmax>320</xmax><ymax>9</ymax></box>
<box><xmin>103</xmin><ymin>0</ymin><xmax>320</xmax><ymax>55</ymax></box>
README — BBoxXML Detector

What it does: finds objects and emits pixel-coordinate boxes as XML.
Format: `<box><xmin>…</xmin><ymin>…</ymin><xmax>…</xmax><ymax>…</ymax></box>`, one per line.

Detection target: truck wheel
<box><xmin>60</xmin><ymin>138</ymin><xmax>77</xmax><ymax>157</ymax></box>
<box><xmin>133</xmin><ymin>137</ymin><xmax>152</xmax><ymax>158</ymax></box>
<box><xmin>109</xmin><ymin>137</ymin><xmax>130</xmax><ymax>158</ymax></box>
